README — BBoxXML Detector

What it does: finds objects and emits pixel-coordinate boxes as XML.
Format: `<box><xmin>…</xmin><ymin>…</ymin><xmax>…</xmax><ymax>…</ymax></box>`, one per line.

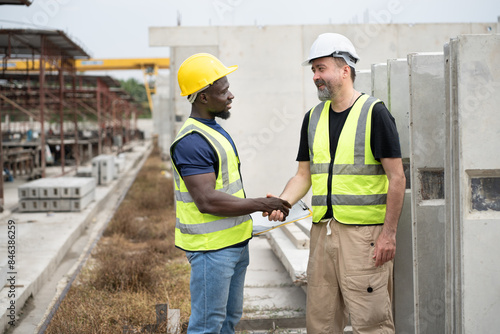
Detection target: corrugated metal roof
<box><xmin>0</xmin><ymin>29</ymin><xmax>90</xmax><ymax>58</ymax></box>
<box><xmin>0</xmin><ymin>0</ymin><xmax>32</xmax><ymax>6</ymax></box>
<box><xmin>0</xmin><ymin>72</ymin><xmax>121</xmax><ymax>88</ymax></box>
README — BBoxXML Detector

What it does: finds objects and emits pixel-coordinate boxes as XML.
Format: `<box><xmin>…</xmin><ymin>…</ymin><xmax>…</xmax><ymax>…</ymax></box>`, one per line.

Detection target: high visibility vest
<box><xmin>308</xmin><ymin>94</ymin><xmax>389</xmax><ymax>224</ymax></box>
<box><xmin>170</xmin><ymin>118</ymin><xmax>253</xmax><ymax>251</ymax></box>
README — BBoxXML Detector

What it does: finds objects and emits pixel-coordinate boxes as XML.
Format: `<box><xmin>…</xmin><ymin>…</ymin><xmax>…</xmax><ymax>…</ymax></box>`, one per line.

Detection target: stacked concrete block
<box><xmin>354</xmin><ymin>69</ymin><xmax>371</xmax><ymax>95</ymax></box>
<box><xmin>444</xmin><ymin>34</ymin><xmax>500</xmax><ymax>334</ymax></box>
<box><xmin>91</xmin><ymin>154</ymin><xmax>116</xmax><ymax>185</ymax></box>
<box><xmin>408</xmin><ymin>52</ymin><xmax>446</xmax><ymax>333</ymax></box>
<box><xmin>114</xmin><ymin>153</ymin><xmax>126</xmax><ymax>174</ymax></box>
<box><xmin>18</xmin><ymin>177</ymin><xmax>96</xmax><ymax>212</ymax></box>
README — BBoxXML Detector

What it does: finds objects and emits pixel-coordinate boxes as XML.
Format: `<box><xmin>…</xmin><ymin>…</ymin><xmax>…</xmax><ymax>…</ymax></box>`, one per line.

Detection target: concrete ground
<box><xmin>0</xmin><ymin>139</ymin><xmax>310</xmax><ymax>334</ymax></box>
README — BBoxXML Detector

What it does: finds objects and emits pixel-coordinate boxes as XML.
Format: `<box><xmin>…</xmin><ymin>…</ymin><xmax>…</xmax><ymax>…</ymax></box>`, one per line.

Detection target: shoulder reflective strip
<box><xmin>175</xmin><ymin>178</ymin><xmax>244</xmax><ymax>203</ymax></box>
<box><xmin>310</xmin><ymin>163</ymin><xmax>330</xmax><ymax>174</ymax></box>
<box><xmin>176</xmin><ymin>215</ymin><xmax>251</xmax><ymax>235</ymax></box>
<box><xmin>175</xmin><ymin>123</ymin><xmax>231</xmax><ymax>189</ymax></box>
<box><xmin>308</xmin><ymin>101</ymin><xmax>326</xmax><ymax>163</ymax></box>
<box><xmin>333</xmin><ymin>164</ymin><xmax>385</xmax><ymax>175</ymax></box>
<box><xmin>354</xmin><ymin>96</ymin><xmax>378</xmax><ymax>164</ymax></box>
<box><xmin>312</xmin><ymin>193</ymin><xmax>387</xmax><ymax>206</ymax></box>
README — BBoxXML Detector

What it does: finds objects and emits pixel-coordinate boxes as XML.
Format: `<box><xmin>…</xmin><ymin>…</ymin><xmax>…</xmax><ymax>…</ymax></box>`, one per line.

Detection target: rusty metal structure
<box><xmin>0</xmin><ymin>29</ymin><xmax>143</xmax><ymax>211</ymax></box>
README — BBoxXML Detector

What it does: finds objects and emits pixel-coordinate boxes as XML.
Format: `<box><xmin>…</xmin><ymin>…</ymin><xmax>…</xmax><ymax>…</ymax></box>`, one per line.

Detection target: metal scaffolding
<box><xmin>0</xmin><ymin>29</ymin><xmax>142</xmax><ymax>212</ymax></box>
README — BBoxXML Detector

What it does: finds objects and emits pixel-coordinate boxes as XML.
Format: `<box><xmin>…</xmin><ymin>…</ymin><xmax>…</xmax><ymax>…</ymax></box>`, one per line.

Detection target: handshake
<box><xmin>260</xmin><ymin>193</ymin><xmax>291</xmax><ymax>222</ymax></box>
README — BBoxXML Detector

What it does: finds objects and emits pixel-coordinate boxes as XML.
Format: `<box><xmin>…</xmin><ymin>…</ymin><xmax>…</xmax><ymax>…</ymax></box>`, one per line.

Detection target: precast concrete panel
<box><xmin>387</xmin><ymin>59</ymin><xmax>410</xmax><ymax>160</ymax></box>
<box><xmin>446</xmin><ymin>34</ymin><xmax>500</xmax><ymax>334</ymax></box>
<box><xmin>371</xmin><ymin>63</ymin><xmax>388</xmax><ymax>102</ymax></box>
<box><xmin>354</xmin><ymin>69</ymin><xmax>371</xmax><ymax>95</ymax></box>
<box><xmin>393</xmin><ymin>190</ymin><xmax>414</xmax><ymax>333</ymax></box>
<box><xmin>408</xmin><ymin>52</ymin><xmax>446</xmax><ymax>334</ymax></box>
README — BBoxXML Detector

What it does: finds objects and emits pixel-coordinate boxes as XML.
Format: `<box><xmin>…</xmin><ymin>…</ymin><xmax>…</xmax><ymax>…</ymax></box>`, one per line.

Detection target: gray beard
<box><xmin>317</xmin><ymin>86</ymin><xmax>331</xmax><ymax>101</ymax></box>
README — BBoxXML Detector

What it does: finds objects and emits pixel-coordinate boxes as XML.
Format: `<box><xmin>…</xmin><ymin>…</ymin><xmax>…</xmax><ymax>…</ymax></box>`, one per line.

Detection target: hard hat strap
<box><xmin>331</xmin><ymin>51</ymin><xmax>357</xmax><ymax>69</ymax></box>
<box><xmin>187</xmin><ymin>84</ymin><xmax>210</xmax><ymax>103</ymax></box>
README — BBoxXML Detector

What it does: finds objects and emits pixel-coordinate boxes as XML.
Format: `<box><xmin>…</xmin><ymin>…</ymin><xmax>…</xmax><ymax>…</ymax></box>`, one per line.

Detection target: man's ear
<box><xmin>198</xmin><ymin>92</ymin><xmax>209</xmax><ymax>104</ymax></box>
<box><xmin>342</xmin><ymin>65</ymin><xmax>351</xmax><ymax>79</ymax></box>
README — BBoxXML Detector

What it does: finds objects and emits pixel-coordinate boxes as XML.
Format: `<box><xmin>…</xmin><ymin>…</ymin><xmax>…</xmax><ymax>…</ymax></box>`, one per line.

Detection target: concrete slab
<box><xmin>266</xmin><ymin>225</ymin><xmax>309</xmax><ymax>288</ymax></box>
<box><xmin>408</xmin><ymin>52</ymin><xmax>446</xmax><ymax>333</ymax></box>
<box><xmin>445</xmin><ymin>34</ymin><xmax>500</xmax><ymax>334</ymax></box>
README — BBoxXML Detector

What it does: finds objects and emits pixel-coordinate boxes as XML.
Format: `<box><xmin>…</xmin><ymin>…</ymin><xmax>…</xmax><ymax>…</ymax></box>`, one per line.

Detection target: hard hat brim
<box><xmin>180</xmin><ymin>65</ymin><xmax>238</xmax><ymax>97</ymax></box>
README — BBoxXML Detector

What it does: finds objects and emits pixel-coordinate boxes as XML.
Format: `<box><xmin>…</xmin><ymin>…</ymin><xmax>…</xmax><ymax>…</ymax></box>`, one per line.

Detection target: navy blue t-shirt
<box><xmin>172</xmin><ymin>117</ymin><xmax>237</xmax><ymax>178</ymax></box>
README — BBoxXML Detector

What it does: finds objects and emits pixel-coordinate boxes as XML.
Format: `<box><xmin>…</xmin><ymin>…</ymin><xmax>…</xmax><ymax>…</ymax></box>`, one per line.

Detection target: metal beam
<box><xmin>0</xmin><ymin>93</ymin><xmax>39</xmax><ymax>120</ymax></box>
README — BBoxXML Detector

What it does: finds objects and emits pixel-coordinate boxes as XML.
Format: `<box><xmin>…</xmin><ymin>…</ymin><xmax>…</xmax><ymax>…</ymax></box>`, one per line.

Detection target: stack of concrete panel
<box><xmin>18</xmin><ymin>177</ymin><xmax>96</xmax><ymax>212</ymax></box>
<box><xmin>114</xmin><ymin>153</ymin><xmax>126</xmax><ymax>175</ymax></box>
<box><xmin>91</xmin><ymin>154</ymin><xmax>116</xmax><ymax>185</ymax></box>
<box><xmin>408</xmin><ymin>52</ymin><xmax>446</xmax><ymax>333</ymax></box>
<box><xmin>444</xmin><ymin>34</ymin><xmax>500</xmax><ymax>333</ymax></box>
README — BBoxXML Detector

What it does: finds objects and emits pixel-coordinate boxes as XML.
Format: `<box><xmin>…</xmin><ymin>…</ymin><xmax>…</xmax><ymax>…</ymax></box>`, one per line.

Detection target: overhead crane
<box><xmin>3</xmin><ymin>58</ymin><xmax>171</xmax><ymax>112</ymax></box>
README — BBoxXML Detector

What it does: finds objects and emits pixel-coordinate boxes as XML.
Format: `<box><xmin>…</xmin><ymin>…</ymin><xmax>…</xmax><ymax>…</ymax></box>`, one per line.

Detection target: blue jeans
<box><xmin>186</xmin><ymin>244</ymin><xmax>249</xmax><ymax>334</ymax></box>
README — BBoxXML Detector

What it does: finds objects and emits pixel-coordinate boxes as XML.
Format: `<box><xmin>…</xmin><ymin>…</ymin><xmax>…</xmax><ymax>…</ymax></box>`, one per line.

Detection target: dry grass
<box><xmin>46</xmin><ymin>145</ymin><xmax>190</xmax><ymax>334</ymax></box>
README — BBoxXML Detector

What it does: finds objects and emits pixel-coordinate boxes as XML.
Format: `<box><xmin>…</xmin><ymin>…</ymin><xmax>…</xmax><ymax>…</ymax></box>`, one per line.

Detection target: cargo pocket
<box><xmin>344</xmin><ymin>269</ymin><xmax>391</xmax><ymax>326</ymax></box>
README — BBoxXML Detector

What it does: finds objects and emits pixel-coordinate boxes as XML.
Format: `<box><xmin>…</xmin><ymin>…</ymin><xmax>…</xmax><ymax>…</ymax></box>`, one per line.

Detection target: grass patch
<box><xmin>46</xmin><ymin>144</ymin><xmax>190</xmax><ymax>333</ymax></box>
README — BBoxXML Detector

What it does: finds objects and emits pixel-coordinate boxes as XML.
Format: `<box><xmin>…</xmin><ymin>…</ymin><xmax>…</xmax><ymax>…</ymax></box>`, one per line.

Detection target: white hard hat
<box><xmin>302</xmin><ymin>33</ymin><xmax>359</xmax><ymax>68</ymax></box>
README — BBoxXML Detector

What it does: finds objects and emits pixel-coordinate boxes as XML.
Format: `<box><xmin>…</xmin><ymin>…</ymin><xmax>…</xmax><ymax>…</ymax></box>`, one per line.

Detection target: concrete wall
<box><xmin>408</xmin><ymin>52</ymin><xmax>446</xmax><ymax>333</ymax></box>
<box><xmin>445</xmin><ymin>34</ymin><xmax>500</xmax><ymax>334</ymax></box>
<box><xmin>149</xmin><ymin>22</ymin><xmax>496</xmax><ymax>199</ymax></box>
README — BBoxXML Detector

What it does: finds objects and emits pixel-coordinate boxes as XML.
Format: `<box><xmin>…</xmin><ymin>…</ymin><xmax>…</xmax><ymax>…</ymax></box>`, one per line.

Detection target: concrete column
<box><xmin>354</xmin><ymin>69</ymin><xmax>371</xmax><ymax>95</ymax></box>
<box><xmin>408</xmin><ymin>52</ymin><xmax>446</xmax><ymax>334</ymax></box>
<box><xmin>371</xmin><ymin>63</ymin><xmax>388</xmax><ymax>102</ymax></box>
<box><xmin>387</xmin><ymin>59</ymin><xmax>410</xmax><ymax>160</ymax></box>
<box><xmin>386</xmin><ymin>58</ymin><xmax>414</xmax><ymax>333</ymax></box>
<box><xmin>445</xmin><ymin>34</ymin><xmax>500</xmax><ymax>334</ymax></box>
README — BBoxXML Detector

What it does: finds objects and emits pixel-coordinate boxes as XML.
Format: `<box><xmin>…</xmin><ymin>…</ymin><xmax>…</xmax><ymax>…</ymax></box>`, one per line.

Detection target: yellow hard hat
<box><xmin>177</xmin><ymin>53</ymin><xmax>238</xmax><ymax>97</ymax></box>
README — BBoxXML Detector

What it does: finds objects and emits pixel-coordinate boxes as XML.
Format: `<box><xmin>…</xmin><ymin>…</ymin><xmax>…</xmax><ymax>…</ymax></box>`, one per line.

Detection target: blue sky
<box><xmin>1</xmin><ymin>0</ymin><xmax>498</xmax><ymax>79</ymax></box>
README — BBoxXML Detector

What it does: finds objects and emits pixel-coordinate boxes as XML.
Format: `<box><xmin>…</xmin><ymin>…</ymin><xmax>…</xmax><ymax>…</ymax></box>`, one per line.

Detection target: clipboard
<box><xmin>251</xmin><ymin>200</ymin><xmax>312</xmax><ymax>236</ymax></box>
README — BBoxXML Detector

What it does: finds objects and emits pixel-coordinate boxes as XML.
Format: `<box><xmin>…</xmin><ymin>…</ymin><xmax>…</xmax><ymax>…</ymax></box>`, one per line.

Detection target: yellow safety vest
<box><xmin>170</xmin><ymin>118</ymin><xmax>253</xmax><ymax>251</ymax></box>
<box><xmin>308</xmin><ymin>94</ymin><xmax>389</xmax><ymax>224</ymax></box>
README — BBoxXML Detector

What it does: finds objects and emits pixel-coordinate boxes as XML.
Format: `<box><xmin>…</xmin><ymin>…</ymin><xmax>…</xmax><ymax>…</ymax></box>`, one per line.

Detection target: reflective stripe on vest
<box><xmin>170</xmin><ymin>118</ymin><xmax>253</xmax><ymax>251</ymax></box>
<box><xmin>308</xmin><ymin>94</ymin><xmax>389</xmax><ymax>224</ymax></box>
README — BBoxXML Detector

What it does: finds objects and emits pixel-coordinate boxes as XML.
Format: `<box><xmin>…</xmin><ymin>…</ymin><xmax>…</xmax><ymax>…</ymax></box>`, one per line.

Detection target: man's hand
<box><xmin>260</xmin><ymin>195</ymin><xmax>291</xmax><ymax>221</ymax></box>
<box><xmin>373</xmin><ymin>228</ymin><xmax>396</xmax><ymax>267</ymax></box>
<box><xmin>262</xmin><ymin>193</ymin><xmax>288</xmax><ymax>221</ymax></box>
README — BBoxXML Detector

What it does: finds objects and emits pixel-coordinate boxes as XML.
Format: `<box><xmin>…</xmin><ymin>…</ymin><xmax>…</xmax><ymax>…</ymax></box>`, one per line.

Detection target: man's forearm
<box><xmin>383</xmin><ymin>174</ymin><xmax>406</xmax><ymax>233</ymax></box>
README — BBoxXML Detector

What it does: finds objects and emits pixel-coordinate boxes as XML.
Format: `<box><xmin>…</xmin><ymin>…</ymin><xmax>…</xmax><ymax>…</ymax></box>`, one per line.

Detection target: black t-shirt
<box><xmin>296</xmin><ymin>94</ymin><xmax>402</xmax><ymax>220</ymax></box>
<box><xmin>296</xmin><ymin>95</ymin><xmax>401</xmax><ymax>161</ymax></box>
